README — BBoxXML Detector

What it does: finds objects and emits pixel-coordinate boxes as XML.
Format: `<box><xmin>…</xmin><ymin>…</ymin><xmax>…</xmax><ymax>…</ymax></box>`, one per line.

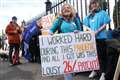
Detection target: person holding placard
<box><xmin>49</xmin><ymin>3</ymin><xmax>82</xmax><ymax>80</ymax></box>
<box><xmin>83</xmin><ymin>0</ymin><xmax>111</xmax><ymax>80</ymax></box>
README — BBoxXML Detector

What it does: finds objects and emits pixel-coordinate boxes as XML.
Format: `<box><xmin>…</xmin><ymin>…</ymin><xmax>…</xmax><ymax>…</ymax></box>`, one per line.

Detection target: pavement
<box><xmin>0</xmin><ymin>57</ymin><xmax>98</xmax><ymax>80</ymax></box>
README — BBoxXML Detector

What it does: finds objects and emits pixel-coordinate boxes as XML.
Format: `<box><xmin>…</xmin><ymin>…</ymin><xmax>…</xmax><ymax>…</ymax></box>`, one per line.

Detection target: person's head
<box><xmin>12</xmin><ymin>16</ymin><xmax>17</xmax><ymax>23</ymax></box>
<box><xmin>21</xmin><ymin>20</ymin><xmax>26</xmax><ymax>26</ymax></box>
<box><xmin>61</xmin><ymin>4</ymin><xmax>76</xmax><ymax>20</ymax></box>
<box><xmin>89</xmin><ymin>0</ymin><xmax>101</xmax><ymax>12</ymax></box>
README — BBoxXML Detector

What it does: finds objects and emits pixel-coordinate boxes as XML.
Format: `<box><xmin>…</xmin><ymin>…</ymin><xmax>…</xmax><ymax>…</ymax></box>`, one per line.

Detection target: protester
<box><xmin>49</xmin><ymin>4</ymin><xmax>82</xmax><ymax>80</ymax></box>
<box><xmin>28</xmin><ymin>20</ymin><xmax>42</xmax><ymax>63</ymax></box>
<box><xmin>29</xmin><ymin>34</ymin><xmax>40</xmax><ymax>63</ymax></box>
<box><xmin>22</xmin><ymin>19</ymin><xmax>42</xmax><ymax>63</ymax></box>
<box><xmin>83</xmin><ymin>0</ymin><xmax>111</xmax><ymax>80</ymax></box>
<box><xmin>20</xmin><ymin>20</ymin><xmax>26</xmax><ymax>57</ymax></box>
<box><xmin>5</xmin><ymin>16</ymin><xmax>22</xmax><ymax>65</ymax></box>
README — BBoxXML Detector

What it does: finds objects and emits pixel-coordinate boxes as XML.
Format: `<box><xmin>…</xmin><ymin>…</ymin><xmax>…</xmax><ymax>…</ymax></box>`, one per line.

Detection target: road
<box><xmin>0</xmin><ymin>57</ymin><xmax>98</xmax><ymax>80</ymax></box>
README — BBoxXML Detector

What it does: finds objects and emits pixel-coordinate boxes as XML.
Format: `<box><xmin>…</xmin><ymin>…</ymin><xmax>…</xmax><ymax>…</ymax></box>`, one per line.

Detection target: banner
<box><xmin>39</xmin><ymin>32</ymin><xmax>99</xmax><ymax>76</ymax></box>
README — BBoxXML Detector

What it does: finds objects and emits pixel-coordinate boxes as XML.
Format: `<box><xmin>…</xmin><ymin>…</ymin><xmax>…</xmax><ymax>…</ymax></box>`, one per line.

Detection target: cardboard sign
<box><xmin>39</xmin><ymin>32</ymin><xmax>99</xmax><ymax>76</ymax></box>
<box><xmin>40</xmin><ymin>14</ymin><xmax>55</xmax><ymax>30</ymax></box>
<box><xmin>38</xmin><ymin>14</ymin><xmax>57</xmax><ymax>35</ymax></box>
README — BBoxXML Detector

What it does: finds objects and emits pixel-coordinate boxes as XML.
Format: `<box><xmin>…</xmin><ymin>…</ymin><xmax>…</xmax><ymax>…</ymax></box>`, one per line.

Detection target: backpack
<box><xmin>55</xmin><ymin>15</ymin><xmax>82</xmax><ymax>33</ymax></box>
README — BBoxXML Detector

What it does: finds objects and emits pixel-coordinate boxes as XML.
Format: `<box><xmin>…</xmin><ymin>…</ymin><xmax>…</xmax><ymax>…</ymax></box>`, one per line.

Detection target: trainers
<box><xmin>9</xmin><ymin>63</ymin><xmax>15</xmax><ymax>66</ymax></box>
<box><xmin>89</xmin><ymin>71</ymin><xmax>97</xmax><ymax>78</ymax></box>
<box><xmin>99</xmin><ymin>73</ymin><xmax>105</xmax><ymax>80</ymax></box>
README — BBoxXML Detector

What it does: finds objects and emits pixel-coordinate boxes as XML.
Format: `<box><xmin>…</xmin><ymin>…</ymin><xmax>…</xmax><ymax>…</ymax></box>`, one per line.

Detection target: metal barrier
<box><xmin>28</xmin><ymin>0</ymin><xmax>120</xmax><ymax>29</ymax></box>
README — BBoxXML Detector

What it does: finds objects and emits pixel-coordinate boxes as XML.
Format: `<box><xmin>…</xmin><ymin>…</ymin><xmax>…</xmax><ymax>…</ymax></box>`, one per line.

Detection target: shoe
<box><xmin>99</xmin><ymin>73</ymin><xmax>105</xmax><ymax>80</ymax></box>
<box><xmin>9</xmin><ymin>63</ymin><xmax>15</xmax><ymax>66</ymax></box>
<box><xmin>89</xmin><ymin>71</ymin><xmax>97</xmax><ymax>78</ymax></box>
<box><xmin>17</xmin><ymin>61</ymin><xmax>22</xmax><ymax>64</ymax></box>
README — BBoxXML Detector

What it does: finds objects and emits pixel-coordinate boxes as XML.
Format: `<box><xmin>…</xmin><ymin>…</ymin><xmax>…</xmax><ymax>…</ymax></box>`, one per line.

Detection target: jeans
<box><xmin>64</xmin><ymin>74</ymin><xmax>73</xmax><ymax>80</ymax></box>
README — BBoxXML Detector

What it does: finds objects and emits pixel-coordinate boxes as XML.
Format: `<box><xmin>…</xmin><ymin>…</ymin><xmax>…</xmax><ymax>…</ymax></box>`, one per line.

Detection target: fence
<box><xmin>28</xmin><ymin>0</ymin><xmax>120</xmax><ymax>29</ymax></box>
<box><xmin>46</xmin><ymin>0</ymin><xmax>120</xmax><ymax>29</ymax></box>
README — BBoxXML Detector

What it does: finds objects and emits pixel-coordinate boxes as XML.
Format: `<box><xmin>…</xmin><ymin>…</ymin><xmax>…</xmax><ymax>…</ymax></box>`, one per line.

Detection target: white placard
<box><xmin>39</xmin><ymin>32</ymin><xmax>99</xmax><ymax>76</ymax></box>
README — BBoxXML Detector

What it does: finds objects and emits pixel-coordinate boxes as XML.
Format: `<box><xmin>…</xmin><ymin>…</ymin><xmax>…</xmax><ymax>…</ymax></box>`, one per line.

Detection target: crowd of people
<box><xmin>4</xmin><ymin>16</ymin><xmax>42</xmax><ymax>65</ymax></box>
<box><xmin>0</xmin><ymin>0</ymin><xmax>119</xmax><ymax>80</ymax></box>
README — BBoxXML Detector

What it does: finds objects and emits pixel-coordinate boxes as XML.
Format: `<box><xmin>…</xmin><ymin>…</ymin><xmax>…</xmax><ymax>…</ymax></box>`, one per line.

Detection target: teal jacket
<box><xmin>83</xmin><ymin>10</ymin><xmax>111</xmax><ymax>39</ymax></box>
<box><xmin>50</xmin><ymin>16</ymin><xmax>82</xmax><ymax>33</ymax></box>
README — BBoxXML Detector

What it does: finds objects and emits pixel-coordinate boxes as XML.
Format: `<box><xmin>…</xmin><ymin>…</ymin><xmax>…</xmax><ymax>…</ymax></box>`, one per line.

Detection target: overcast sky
<box><xmin>0</xmin><ymin>0</ymin><xmax>116</xmax><ymax>33</ymax></box>
<box><xmin>0</xmin><ymin>0</ymin><xmax>56</xmax><ymax>32</ymax></box>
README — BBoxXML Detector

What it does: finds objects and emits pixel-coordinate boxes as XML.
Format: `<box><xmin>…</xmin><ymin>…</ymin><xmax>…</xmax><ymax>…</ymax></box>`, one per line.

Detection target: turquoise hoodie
<box><xmin>50</xmin><ymin>16</ymin><xmax>81</xmax><ymax>33</ymax></box>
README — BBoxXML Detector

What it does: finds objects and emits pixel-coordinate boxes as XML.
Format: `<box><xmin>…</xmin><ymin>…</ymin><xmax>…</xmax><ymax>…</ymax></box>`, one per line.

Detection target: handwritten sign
<box><xmin>39</xmin><ymin>32</ymin><xmax>99</xmax><ymax>76</ymax></box>
<box><xmin>40</xmin><ymin>14</ymin><xmax>55</xmax><ymax>30</ymax></box>
<box><xmin>39</xmin><ymin>14</ymin><xmax>57</xmax><ymax>35</ymax></box>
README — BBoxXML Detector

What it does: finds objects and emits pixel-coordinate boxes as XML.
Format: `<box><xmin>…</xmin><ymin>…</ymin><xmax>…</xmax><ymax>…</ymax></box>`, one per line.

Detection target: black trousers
<box><xmin>96</xmin><ymin>39</ymin><xmax>107</xmax><ymax>73</ymax></box>
<box><xmin>29</xmin><ymin>44</ymin><xmax>40</xmax><ymax>63</ymax></box>
<box><xmin>9</xmin><ymin>43</ymin><xmax>20</xmax><ymax>64</ymax></box>
<box><xmin>105</xmin><ymin>45</ymin><xmax>119</xmax><ymax>80</ymax></box>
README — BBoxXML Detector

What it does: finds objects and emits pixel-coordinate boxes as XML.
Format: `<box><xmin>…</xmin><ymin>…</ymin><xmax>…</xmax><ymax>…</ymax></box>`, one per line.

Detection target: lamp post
<box><xmin>45</xmin><ymin>0</ymin><xmax>52</xmax><ymax>15</ymax></box>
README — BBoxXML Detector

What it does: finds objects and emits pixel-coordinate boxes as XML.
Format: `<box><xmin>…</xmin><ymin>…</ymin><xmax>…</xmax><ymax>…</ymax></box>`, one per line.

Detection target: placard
<box><xmin>39</xmin><ymin>32</ymin><xmax>99</xmax><ymax>76</ymax></box>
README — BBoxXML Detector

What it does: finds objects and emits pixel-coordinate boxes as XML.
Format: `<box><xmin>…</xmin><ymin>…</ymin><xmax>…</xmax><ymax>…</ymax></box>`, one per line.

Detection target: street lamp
<box><xmin>45</xmin><ymin>0</ymin><xmax>52</xmax><ymax>15</ymax></box>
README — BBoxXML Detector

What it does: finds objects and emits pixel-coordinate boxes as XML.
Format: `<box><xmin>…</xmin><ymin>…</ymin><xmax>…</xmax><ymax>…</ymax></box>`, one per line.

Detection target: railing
<box><xmin>28</xmin><ymin>0</ymin><xmax>120</xmax><ymax>29</ymax></box>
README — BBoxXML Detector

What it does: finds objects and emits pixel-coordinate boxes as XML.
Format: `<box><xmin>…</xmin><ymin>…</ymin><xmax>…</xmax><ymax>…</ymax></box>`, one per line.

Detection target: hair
<box><xmin>89</xmin><ymin>0</ymin><xmax>101</xmax><ymax>12</ymax></box>
<box><xmin>60</xmin><ymin>4</ymin><xmax>76</xmax><ymax>20</ymax></box>
<box><xmin>12</xmin><ymin>16</ymin><xmax>17</xmax><ymax>20</ymax></box>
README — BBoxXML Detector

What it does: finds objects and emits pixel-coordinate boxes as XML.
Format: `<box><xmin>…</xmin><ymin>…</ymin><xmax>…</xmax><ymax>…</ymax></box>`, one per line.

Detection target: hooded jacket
<box><xmin>5</xmin><ymin>21</ymin><xmax>22</xmax><ymax>44</ymax></box>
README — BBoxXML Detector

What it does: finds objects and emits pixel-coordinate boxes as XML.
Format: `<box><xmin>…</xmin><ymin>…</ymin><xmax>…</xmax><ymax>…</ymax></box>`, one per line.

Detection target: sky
<box><xmin>0</xmin><ymin>0</ymin><xmax>56</xmax><ymax>33</ymax></box>
<box><xmin>0</xmin><ymin>0</ymin><xmax>116</xmax><ymax>33</ymax></box>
